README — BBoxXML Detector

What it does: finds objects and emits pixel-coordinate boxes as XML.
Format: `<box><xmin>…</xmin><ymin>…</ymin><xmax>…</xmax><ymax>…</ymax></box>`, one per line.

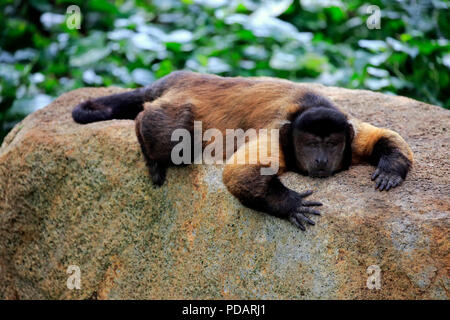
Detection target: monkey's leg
<box><xmin>73</xmin><ymin>87</ymin><xmax>148</xmax><ymax>124</ymax></box>
<box><xmin>135</xmin><ymin>103</ymin><xmax>194</xmax><ymax>186</ymax></box>
<box><xmin>349</xmin><ymin>118</ymin><xmax>414</xmax><ymax>191</ymax></box>
<box><xmin>223</xmin><ymin>136</ymin><xmax>322</xmax><ymax>230</ymax></box>
<box><xmin>135</xmin><ymin>111</ymin><xmax>166</xmax><ymax>186</ymax></box>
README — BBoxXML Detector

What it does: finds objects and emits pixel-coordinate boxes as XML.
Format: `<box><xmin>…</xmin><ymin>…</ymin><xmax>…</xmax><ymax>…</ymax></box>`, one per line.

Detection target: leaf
<box><xmin>131</xmin><ymin>68</ymin><xmax>155</xmax><ymax>85</ymax></box>
<box><xmin>299</xmin><ymin>52</ymin><xmax>329</xmax><ymax>73</ymax></box>
<box><xmin>386</xmin><ymin>37</ymin><xmax>418</xmax><ymax>58</ymax></box>
<box><xmin>165</xmin><ymin>30</ymin><xmax>193</xmax><ymax>43</ymax></box>
<box><xmin>443</xmin><ymin>54</ymin><xmax>450</xmax><ymax>69</ymax></box>
<box><xmin>88</xmin><ymin>0</ymin><xmax>119</xmax><ymax>14</ymax></box>
<box><xmin>300</xmin><ymin>0</ymin><xmax>345</xmax><ymax>12</ymax></box>
<box><xmin>325</xmin><ymin>6</ymin><xmax>346</xmax><ymax>22</ymax></box>
<box><xmin>206</xmin><ymin>57</ymin><xmax>230</xmax><ymax>73</ymax></box>
<box><xmin>14</xmin><ymin>48</ymin><xmax>38</xmax><ymax>61</ymax></box>
<box><xmin>364</xmin><ymin>78</ymin><xmax>390</xmax><ymax>90</ymax></box>
<box><xmin>195</xmin><ymin>0</ymin><xmax>227</xmax><ymax>8</ymax></box>
<box><xmin>107</xmin><ymin>29</ymin><xmax>135</xmax><ymax>41</ymax></box>
<box><xmin>243</xmin><ymin>46</ymin><xmax>268</xmax><ymax>60</ymax></box>
<box><xmin>367</xmin><ymin>67</ymin><xmax>389</xmax><ymax>78</ymax></box>
<box><xmin>358</xmin><ymin>40</ymin><xmax>387</xmax><ymax>51</ymax></box>
<box><xmin>270</xmin><ymin>51</ymin><xmax>297</xmax><ymax>70</ymax></box>
<box><xmin>368</xmin><ymin>52</ymin><xmax>390</xmax><ymax>66</ymax></box>
<box><xmin>7</xmin><ymin>94</ymin><xmax>53</xmax><ymax>117</ymax></box>
<box><xmin>40</xmin><ymin>12</ymin><xmax>65</xmax><ymax>29</ymax></box>
<box><xmin>131</xmin><ymin>33</ymin><xmax>165</xmax><ymax>51</ymax></box>
<box><xmin>155</xmin><ymin>60</ymin><xmax>174</xmax><ymax>78</ymax></box>
<box><xmin>82</xmin><ymin>69</ymin><xmax>103</xmax><ymax>85</ymax></box>
<box><xmin>253</xmin><ymin>0</ymin><xmax>293</xmax><ymax>18</ymax></box>
<box><xmin>70</xmin><ymin>47</ymin><xmax>111</xmax><ymax>67</ymax></box>
<box><xmin>0</xmin><ymin>63</ymin><xmax>21</xmax><ymax>86</ymax></box>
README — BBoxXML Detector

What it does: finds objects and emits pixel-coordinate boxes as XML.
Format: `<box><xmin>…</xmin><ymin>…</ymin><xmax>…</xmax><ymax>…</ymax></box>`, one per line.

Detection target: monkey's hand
<box><xmin>371</xmin><ymin>168</ymin><xmax>403</xmax><ymax>191</ymax></box>
<box><xmin>286</xmin><ymin>190</ymin><xmax>322</xmax><ymax>231</ymax></box>
<box><xmin>349</xmin><ymin>118</ymin><xmax>413</xmax><ymax>192</ymax></box>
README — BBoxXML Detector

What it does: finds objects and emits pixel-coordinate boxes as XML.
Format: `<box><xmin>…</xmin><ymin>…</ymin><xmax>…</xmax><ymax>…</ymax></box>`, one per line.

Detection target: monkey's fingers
<box><xmin>302</xmin><ymin>201</ymin><xmax>323</xmax><ymax>207</ymax></box>
<box><xmin>375</xmin><ymin>174</ymin><xmax>391</xmax><ymax>191</ymax></box>
<box><xmin>371</xmin><ymin>168</ymin><xmax>381</xmax><ymax>181</ymax></box>
<box><xmin>290</xmin><ymin>211</ymin><xmax>315</xmax><ymax>229</ymax></box>
<box><xmin>296</xmin><ymin>212</ymin><xmax>316</xmax><ymax>225</ymax></box>
<box><xmin>385</xmin><ymin>176</ymin><xmax>403</xmax><ymax>191</ymax></box>
<box><xmin>289</xmin><ymin>216</ymin><xmax>306</xmax><ymax>231</ymax></box>
<box><xmin>297</xmin><ymin>206</ymin><xmax>321</xmax><ymax>215</ymax></box>
<box><xmin>385</xmin><ymin>181</ymin><xmax>393</xmax><ymax>191</ymax></box>
<box><xmin>298</xmin><ymin>190</ymin><xmax>314</xmax><ymax>198</ymax></box>
<box><xmin>375</xmin><ymin>175</ymin><xmax>387</xmax><ymax>190</ymax></box>
<box><xmin>379</xmin><ymin>176</ymin><xmax>389</xmax><ymax>191</ymax></box>
<box><xmin>393</xmin><ymin>176</ymin><xmax>403</xmax><ymax>186</ymax></box>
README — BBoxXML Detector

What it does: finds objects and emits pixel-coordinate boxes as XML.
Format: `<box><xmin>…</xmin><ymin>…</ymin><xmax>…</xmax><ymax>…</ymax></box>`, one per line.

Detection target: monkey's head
<box><xmin>292</xmin><ymin>107</ymin><xmax>353</xmax><ymax>177</ymax></box>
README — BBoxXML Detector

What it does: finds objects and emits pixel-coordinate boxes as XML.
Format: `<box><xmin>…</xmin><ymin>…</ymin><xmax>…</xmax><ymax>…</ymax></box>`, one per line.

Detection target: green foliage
<box><xmin>0</xmin><ymin>0</ymin><xmax>449</xmax><ymax>142</ymax></box>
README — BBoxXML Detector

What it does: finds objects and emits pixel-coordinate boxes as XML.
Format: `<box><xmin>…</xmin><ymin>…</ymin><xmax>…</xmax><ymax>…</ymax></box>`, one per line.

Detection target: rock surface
<box><xmin>0</xmin><ymin>86</ymin><xmax>448</xmax><ymax>300</ymax></box>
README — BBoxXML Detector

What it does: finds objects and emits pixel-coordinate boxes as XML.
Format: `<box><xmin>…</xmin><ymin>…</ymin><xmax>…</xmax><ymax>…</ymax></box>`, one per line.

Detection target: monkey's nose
<box><xmin>315</xmin><ymin>158</ymin><xmax>328</xmax><ymax>167</ymax></box>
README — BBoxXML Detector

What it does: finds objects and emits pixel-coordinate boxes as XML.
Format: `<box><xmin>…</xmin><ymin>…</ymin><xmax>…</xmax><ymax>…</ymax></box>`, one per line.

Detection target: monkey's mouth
<box><xmin>309</xmin><ymin>170</ymin><xmax>331</xmax><ymax>178</ymax></box>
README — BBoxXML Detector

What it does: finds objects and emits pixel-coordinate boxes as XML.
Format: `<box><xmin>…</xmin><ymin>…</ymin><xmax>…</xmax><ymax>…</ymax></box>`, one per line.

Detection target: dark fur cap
<box><xmin>293</xmin><ymin>107</ymin><xmax>350</xmax><ymax>137</ymax></box>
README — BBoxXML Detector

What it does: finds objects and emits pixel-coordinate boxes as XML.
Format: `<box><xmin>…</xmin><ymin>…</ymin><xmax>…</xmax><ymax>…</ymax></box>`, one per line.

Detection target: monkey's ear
<box><xmin>279</xmin><ymin>120</ymin><xmax>292</xmax><ymax>140</ymax></box>
<box><xmin>347</xmin><ymin>121</ymin><xmax>355</xmax><ymax>142</ymax></box>
<box><xmin>279</xmin><ymin>119</ymin><xmax>293</xmax><ymax>157</ymax></box>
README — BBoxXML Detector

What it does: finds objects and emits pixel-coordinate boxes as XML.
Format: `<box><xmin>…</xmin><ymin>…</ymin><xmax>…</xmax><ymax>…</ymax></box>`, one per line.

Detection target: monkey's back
<box><xmin>146</xmin><ymin>71</ymin><xmax>307</xmax><ymax>133</ymax></box>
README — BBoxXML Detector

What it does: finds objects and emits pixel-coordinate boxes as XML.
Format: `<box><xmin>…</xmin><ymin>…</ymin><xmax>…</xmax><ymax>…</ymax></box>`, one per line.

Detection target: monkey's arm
<box><xmin>349</xmin><ymin>118</ymin><xmax>413</xmax><ymax>191</ymax></box>
<box><xmin>222</xmin><ymin>136</ymin><xmax>322</xmax><ymax>230</ymax></box>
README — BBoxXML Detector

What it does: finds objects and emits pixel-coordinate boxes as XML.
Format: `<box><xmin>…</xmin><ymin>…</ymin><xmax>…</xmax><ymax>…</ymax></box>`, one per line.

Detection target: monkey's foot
<box><xmin>149</xmin><ymin>160</ymin><xmax>166</xmax><ymax>187</ymax></box>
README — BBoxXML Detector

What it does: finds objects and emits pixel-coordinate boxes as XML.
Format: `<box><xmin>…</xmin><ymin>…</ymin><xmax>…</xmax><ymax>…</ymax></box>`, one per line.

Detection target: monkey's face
<box><xmin>294</xmin><ymin>131</ymin><xmax>346</xmax><ymax>177</ymax></box>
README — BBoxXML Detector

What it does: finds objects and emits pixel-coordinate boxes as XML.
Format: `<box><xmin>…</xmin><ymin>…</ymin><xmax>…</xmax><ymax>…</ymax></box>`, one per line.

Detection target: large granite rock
<box><xmin>0</xmin><ymin>86</ymin><xmax>448</xmax><ymax>299</ymax></box>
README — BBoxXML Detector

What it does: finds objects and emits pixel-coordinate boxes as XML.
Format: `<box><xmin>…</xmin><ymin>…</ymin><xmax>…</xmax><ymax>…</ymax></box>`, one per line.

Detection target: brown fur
<box><xmin>145</xmin><ymin>71</ymin><xmax>305</xmax><ymax>133</ymax></box>
<box><xmin>73</xmin><ymin>71</ymin><xmax>414</xmax><ymax>230</ymax></box>
<box><xmin>348</xmin><ymin>118</ymin><xmax>414</xmax><ymax>164</ymax></box>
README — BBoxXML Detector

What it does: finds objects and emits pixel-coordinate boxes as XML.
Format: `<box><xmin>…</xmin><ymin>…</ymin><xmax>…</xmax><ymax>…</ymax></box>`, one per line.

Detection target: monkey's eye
<box><xmin>306</xmin><ymin>142</ymin><xmax>318</xmax><ymax>147</ymax></box>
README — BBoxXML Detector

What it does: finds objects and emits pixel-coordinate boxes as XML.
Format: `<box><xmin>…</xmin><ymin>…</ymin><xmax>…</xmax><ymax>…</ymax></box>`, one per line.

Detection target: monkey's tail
<box><xmin>72</xmin><ymin>88</ymin><xmax>147</xmax><ymax>124</ymax></box>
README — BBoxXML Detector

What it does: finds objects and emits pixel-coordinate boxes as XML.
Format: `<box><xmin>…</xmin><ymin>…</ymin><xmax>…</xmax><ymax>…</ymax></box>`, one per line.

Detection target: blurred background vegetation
<box><xmin>0</xmin><ymin>0</ymin><xmax>449</xmax><ymax>142</ymax></box>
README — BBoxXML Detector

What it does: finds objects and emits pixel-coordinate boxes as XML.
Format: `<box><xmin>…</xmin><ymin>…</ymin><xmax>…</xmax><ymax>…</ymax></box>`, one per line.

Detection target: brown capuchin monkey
<box><xmin>72</xmin><ymin>71</ymin><xmax>413</xmax><ymax>230</ymax></box>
